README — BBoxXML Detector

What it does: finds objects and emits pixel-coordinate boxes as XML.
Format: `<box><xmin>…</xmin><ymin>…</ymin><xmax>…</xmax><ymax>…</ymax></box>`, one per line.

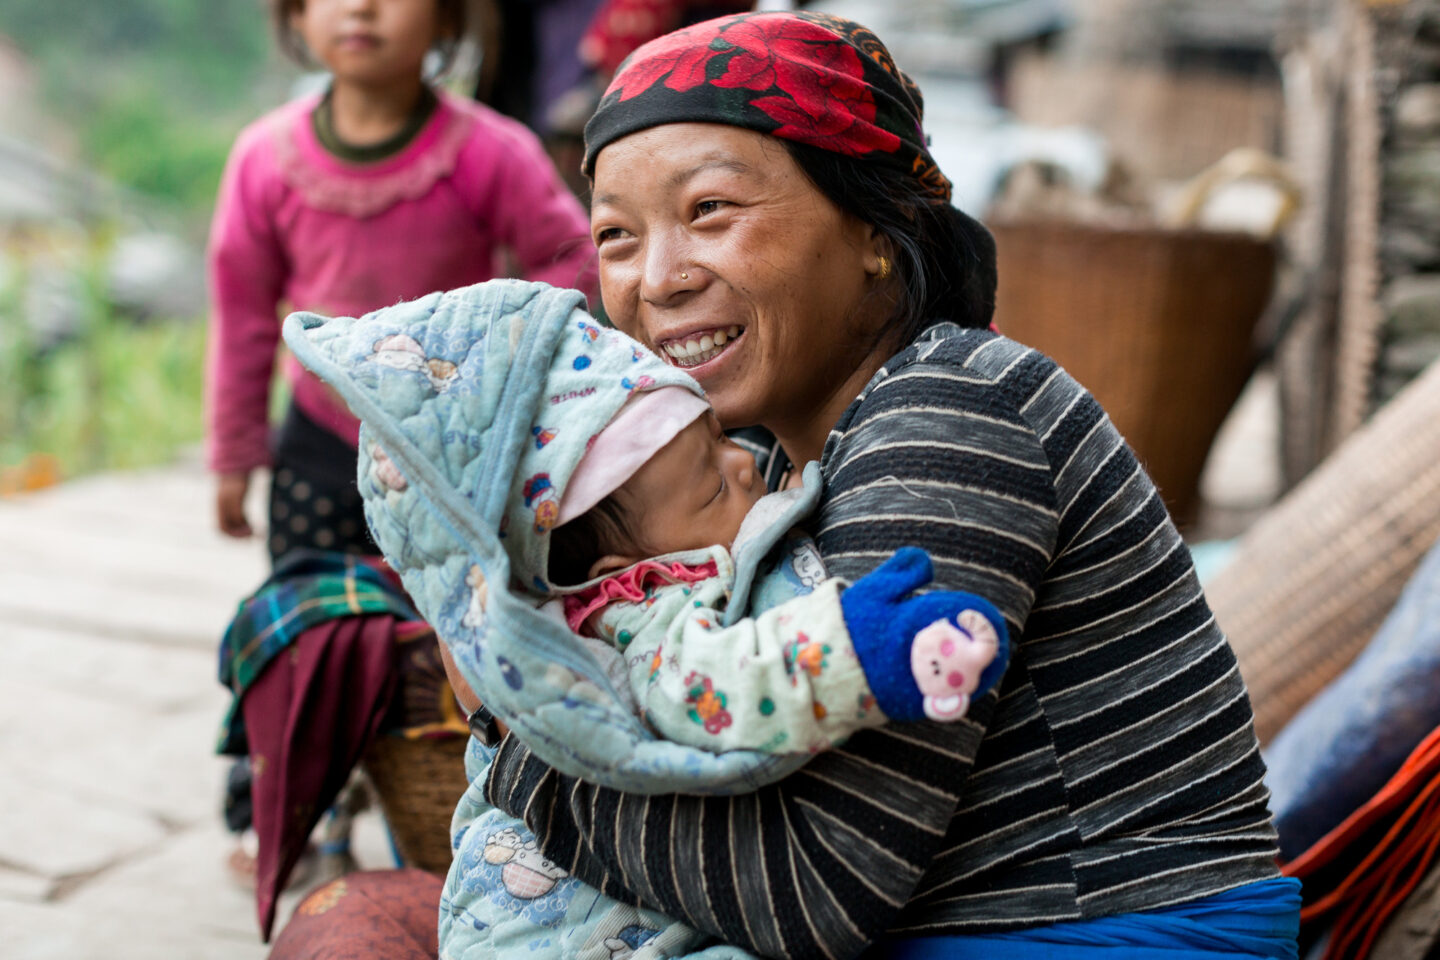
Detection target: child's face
<box><xmin>290</xmin><ymin>0</ymin><xmax>439</xmax><ymax>86</ymax></box>
<box><xmin>609</xmin><ymin>412</ymin><xmax>765</xmax><ymax>564</ymax></box>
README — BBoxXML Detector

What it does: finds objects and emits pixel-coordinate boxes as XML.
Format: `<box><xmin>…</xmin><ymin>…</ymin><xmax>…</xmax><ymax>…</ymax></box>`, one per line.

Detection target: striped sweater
<box><xmin>485</xmin><ymin>324</ymin><xmax>1281</xmax><ymax>958</ymax></box>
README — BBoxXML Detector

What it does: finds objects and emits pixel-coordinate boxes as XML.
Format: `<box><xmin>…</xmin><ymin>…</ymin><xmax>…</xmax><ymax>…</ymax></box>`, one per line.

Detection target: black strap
<box><xmin>467</xmin><ymin>704</ymin><xmax>502</xmax><ymax>747</ymax></box>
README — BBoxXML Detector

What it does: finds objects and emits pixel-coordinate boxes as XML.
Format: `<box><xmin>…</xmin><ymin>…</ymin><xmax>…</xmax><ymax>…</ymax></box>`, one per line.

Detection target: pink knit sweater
<box><xmin>204</xmin><ymin>90</ymin><xmax>598</xmax><ymax>474</ymax></box>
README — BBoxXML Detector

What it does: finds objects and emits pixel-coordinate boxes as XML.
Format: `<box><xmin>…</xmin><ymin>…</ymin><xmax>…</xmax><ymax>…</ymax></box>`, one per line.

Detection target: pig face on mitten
<box><xmin>910</xmin><ymin>610</ymin><xmax>1001</xmax><ymax>721</ymax></box>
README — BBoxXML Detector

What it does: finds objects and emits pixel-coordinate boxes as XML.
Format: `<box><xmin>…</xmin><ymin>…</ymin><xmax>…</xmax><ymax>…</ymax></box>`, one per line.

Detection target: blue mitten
<box><xmin>840</xmin><ymin>547</ymin><xmax>1010</xmax><ymax>722</ymax></box>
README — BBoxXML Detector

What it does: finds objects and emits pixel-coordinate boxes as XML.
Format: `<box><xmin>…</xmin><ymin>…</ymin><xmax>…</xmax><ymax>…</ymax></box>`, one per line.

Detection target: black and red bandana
<box><xmin>582</xmin><ymin>11</ymin><xmax>954</xmax><ymax>204</ymax></box>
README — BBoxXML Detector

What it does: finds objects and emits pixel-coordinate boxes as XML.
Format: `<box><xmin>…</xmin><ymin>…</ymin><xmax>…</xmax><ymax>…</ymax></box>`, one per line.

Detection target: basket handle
<box><xmin>1164</xmin><ymin>148</ymin><xmax>1304</xmax><ymax>239</ymax></box>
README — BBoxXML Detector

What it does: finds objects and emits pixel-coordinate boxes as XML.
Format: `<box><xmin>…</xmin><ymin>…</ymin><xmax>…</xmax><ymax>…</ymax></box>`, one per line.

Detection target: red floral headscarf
<box><xmin>582</xmin><ymin>11</ymin><xmax>954</xmax><ymax>204</ymax></box>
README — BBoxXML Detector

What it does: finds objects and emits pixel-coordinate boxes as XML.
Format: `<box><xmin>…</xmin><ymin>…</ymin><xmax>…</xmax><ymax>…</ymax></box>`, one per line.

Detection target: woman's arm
<box><xmin>486</xmin><ymin>344</ymin><xmax>1060</xmax><ymax>960</ymax></box>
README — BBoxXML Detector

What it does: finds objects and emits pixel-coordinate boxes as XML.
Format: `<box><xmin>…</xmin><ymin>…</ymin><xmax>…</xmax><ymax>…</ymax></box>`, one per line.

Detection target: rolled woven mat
<box><xmin>1206</xmin><ymin>357</ymin><xmax>1440</xmax><ymax>743</ymax></box>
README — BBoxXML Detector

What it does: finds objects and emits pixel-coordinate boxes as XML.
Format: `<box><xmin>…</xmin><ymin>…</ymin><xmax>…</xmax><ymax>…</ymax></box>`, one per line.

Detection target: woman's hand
<box><xmin>437</xmin><ymin>641</ymin><xmax>482</xmax><ymax>715</ymax></box>
<box><xmin>216</xmin><ymin>471</ymin><xmax>253</xmax><ymax>538</ymax></box>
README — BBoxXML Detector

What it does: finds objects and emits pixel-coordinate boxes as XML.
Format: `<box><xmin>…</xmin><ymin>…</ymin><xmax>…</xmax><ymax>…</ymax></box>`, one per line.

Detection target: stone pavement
<box><xmin>0</xmin><ymin>456</ymin><xmax>396</xmax><ymax>959</ymax></box>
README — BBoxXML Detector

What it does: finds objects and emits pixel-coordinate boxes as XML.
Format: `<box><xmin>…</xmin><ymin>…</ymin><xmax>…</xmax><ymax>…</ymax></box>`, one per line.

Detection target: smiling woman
<box><xmin>267</xmin><ymin>9</ymin><xmax>1300</xmax><ymax>960</ymax></box>
<box><xmin>478</xmin><ymin>9</ymin><xmax>1301</xmax><ymax>960</ymax></box>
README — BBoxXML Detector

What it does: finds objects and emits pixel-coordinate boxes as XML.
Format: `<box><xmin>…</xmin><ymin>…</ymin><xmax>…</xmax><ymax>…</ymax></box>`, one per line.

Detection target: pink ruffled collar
<box><xmin>269</xmin><ymin>91</ymin><xmax>476</xmax><ymax>219</ymax></box>
<box><xmin>563</xmin><ymin>559</ymin><xmax>719</xmax><ymax>634</ymax></box>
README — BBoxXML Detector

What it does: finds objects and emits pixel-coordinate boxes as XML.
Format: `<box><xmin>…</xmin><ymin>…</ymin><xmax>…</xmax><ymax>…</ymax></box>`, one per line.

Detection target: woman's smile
<box><xmin>657</xmin><ymin>325</ymin><xmax>744</xmax><ymax>368</ymax></box>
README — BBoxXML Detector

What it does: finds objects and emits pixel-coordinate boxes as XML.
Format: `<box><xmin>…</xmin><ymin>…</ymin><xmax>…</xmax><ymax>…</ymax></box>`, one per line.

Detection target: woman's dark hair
<box><xmin>272</xmin><ymin>0</ymin><xmax>468</xmax><ymax>75</ymax></box>
<box><xmin>547</xmin><ymin>494</ymin><xmax>643</xmax><ymax>587</ymax></box>
<box><xmin>782</xmin><ymin>141</ymin><xmax>998</xmax><ymax>346</ymax></box>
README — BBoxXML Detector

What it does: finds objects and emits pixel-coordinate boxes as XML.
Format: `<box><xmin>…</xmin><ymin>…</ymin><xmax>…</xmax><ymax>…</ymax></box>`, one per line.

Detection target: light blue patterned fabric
<box><xmin>440</xmin><ymin>734</ymin><xmax>758</xmax><ymax>960</ymax></box>
<box><xmin>282</xmin><ymin>280</ymin><xmax>811</xmax><ymax>795</ymax></box>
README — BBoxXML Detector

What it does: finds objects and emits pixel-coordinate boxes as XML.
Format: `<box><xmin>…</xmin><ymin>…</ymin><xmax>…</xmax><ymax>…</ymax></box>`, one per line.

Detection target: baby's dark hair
<box><xmin>547</xmin><ymin>494</ymin><xmax>646</xmax><ymax>586</ymax></box>
<box><xmin>271</xmin><ymin>0</ymin><xmax>468</xmax><ymax>74</ymax></box>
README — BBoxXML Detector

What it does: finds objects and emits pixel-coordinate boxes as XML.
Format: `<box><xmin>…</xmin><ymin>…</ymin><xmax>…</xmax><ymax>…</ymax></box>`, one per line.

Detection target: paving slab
<box><xmin>0</xmin><ymin>866</ymin><xmax>55</xmax><ymax>904</ymax></box>
<box><xmin>0</xmin><ymin>671</ymin><xmax>237</xmax><ymax>827</ymax></box>
<box><xmin>0</xmin><ymin>458</ymin><xmax>414</xmax><ymax>959</ymax></box>
<box><xmin>5</xmin><ymin>621</ymin><xmax>219</xmax><ymax>713</ymax></box>
<box><xmin>1</xmin><ymin>892</ymin><xmax>266</xmax><ymax>960</ymax></box>
<box><xmin>55</xmin><ymin>822</ymin><xmax>280</xmax><ymax>959</ymax></box>
<box><xmin>0</xmin><ymin>776</ymin><xmax>166</xmax><ymax>878</ymax></box>
<box><xmin>0</xmin><ymin>564</ymin><xmax>252</xmax><ymax>648</ymax></box>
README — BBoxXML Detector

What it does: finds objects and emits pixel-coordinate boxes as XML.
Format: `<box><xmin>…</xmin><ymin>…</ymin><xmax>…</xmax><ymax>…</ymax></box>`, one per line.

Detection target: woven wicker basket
<box><xmin>990</xmin><ymin>218</ymin><xmax>1277</xmax><ymax>527</ymax></box>
<box><xmin>1206</xmin><ymin>357</ymin><xmax>1440</xmax><ymax>743</ymax></box>
<box><xmin>362</xmin><ymin>733</ymin><xmax>469</xmax><ymax>875</ymax></box>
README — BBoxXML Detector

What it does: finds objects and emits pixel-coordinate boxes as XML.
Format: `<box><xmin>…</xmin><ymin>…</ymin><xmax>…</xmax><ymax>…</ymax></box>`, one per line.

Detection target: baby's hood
<box><xmin>282</xmin><ymin>279</ymin><xmax>701</xmax><ymax>600</ymax></box>
<box><xmin>280</xmin><ymin>281</ymin><xmax>812</xmax><ymax>795</ymax></box>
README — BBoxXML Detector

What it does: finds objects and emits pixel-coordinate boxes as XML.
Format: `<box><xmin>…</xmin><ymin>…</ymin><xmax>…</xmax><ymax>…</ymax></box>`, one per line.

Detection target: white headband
<box><xmin>555</xmin><ymin>386</ymin><xmax>710</xmax><ymax>525</ymax></box>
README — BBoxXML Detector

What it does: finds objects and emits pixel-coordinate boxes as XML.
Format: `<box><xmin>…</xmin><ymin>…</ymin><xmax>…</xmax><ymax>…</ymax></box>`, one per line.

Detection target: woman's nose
<box><xmin>639</xmin><ymin>235</ymin><xmax>697</xmax><ymax>304</ymax></box>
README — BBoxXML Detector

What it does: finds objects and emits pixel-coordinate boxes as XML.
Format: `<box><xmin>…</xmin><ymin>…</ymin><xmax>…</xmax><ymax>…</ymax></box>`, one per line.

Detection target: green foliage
<box><xmin>0</xmin><ymin>0</ymin><xmax>270</xmax><ymax>100</ymax></box>
<box><xmin>0</xmin><ymin>0</ymin><xmax>289</xmax><ymax>218</ymax></box>
<box><xmin>81</xmin><ymin>90</ymin><xmax>238</xmax><ymax>213</ymax></box>
<box><xmin>0</xmin><ymin>261</ymin><xmax>206</xmax><ymax>478</ymax></box>
<box><xmin>0</xmin><ymin>0</ymin><xmax>283</xmax><ymax>477</ymax></box>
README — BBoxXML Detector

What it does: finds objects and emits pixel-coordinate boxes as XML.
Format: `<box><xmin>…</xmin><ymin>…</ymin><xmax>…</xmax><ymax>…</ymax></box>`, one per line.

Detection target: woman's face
<box><xmin>590</xmin><ymin>124</ymin><xmax>889</xmax><ymax>433</ymax></box>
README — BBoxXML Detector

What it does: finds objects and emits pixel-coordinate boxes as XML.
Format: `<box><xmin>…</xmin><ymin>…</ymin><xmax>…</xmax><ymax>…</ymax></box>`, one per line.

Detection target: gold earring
<box><xmin>680</xmin><ymin>271</ymin><xmax>690</xmax><ymax>281</ymax></box>
<box><xmin>876</xmin><ymin>256</ymin><xmax>892</xmax><ymax>280</ymax></box>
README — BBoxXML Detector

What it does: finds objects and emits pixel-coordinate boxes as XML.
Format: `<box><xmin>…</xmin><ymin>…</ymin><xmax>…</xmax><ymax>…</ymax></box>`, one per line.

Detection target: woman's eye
<box><xmin>595</xmin><ymin>226</ymin><xmax>628</xmax><ymax>244</ymax></box>
<box><xmin>695</xmin><ymin>200</ymin><xmax>725</xmax><ymax>218</ymax></box>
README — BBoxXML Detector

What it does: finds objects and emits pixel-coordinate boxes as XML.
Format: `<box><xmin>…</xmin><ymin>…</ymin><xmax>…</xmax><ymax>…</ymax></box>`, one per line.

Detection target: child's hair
<box><xmin>271</xmin><ymin>0</ymin><xmax>469</xmax><ymax>74</ymax></box>
<box><xmin>548</xmin><ymin>494</ymin><xmax>646</xmax><ymax>586</ymax></box>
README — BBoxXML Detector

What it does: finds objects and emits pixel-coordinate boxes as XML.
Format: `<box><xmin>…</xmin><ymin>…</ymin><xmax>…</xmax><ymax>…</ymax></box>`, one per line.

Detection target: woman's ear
<box><xmin>587</xmin><ymin>553</ymin><xmax>641</xmax><ymax>581</ymax></box>
<box><xmin>861</xmin><ymin>224</ymin><xmax>895</xmax><ymax>279</ymax></box>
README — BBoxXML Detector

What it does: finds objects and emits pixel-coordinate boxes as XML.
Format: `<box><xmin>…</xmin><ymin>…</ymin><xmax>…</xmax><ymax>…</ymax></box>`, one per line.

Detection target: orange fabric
<box><xmin>1282</xmin><ymin>725</ymin><xmax>1440</xmax><ymax>959</ymax></box>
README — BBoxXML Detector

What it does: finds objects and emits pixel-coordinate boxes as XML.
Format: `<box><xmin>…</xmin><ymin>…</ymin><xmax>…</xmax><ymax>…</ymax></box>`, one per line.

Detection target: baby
<box><xmin>546</xmin><ymin>384</ymin><xmax>1006</xmax><ymax>750</ymax></box>
<box><xmin>282</xmin><ymin>280</ymin><xmax>1009</xmax><ymax>960</ymax></box>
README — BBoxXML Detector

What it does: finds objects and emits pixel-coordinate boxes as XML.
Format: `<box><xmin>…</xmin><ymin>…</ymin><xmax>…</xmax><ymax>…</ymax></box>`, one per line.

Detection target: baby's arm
<box><xmin>627</xmin><ymin>549</ymin><xmax>1008</xmax><ymax>755</ymax></box>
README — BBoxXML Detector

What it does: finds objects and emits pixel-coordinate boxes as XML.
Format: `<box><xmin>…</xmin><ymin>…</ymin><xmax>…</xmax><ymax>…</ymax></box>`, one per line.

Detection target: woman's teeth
<box><xmin>662</xmin><ymin>326</ymin><xmax>741</xmax><ymax>367</ymax></box>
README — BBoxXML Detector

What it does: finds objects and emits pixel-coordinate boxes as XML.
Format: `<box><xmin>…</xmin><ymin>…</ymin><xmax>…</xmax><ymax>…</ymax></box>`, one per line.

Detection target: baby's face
<box><xmin>615</xmin><ymin>411</ymin><xmax>765</xmax><ymax>556</ymax></box>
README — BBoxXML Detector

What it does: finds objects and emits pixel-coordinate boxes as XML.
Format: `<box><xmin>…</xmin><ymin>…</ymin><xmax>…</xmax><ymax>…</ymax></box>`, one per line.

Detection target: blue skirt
<box><xmin>876</xmin><ymin>878</ymin><xmax>1302</xmax><ymax>960</ymax></box>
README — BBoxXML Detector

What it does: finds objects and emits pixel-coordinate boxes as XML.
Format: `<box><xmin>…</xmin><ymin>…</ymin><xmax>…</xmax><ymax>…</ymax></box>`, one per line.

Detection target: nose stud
<box><xmin>680</xmin><ymin>271</ymin><xmax>690</xmax><ymax>281</ymax></box>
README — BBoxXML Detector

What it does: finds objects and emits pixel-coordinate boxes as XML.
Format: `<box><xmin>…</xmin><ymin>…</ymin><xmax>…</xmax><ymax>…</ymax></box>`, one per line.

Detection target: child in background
<box><xmin>207</xmin><ymin>0</ymin><xmax>595</xmax><ymax>888</ymax></box>
<box><xmin>282</xmin><ymin>281</ymin><xmax>1011</xmax><ymax>960</ymax></box>
<box><xmin>206</xmin><ymin>0</ymin><xmax>596</xmax><ymax>561</ymax></box>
